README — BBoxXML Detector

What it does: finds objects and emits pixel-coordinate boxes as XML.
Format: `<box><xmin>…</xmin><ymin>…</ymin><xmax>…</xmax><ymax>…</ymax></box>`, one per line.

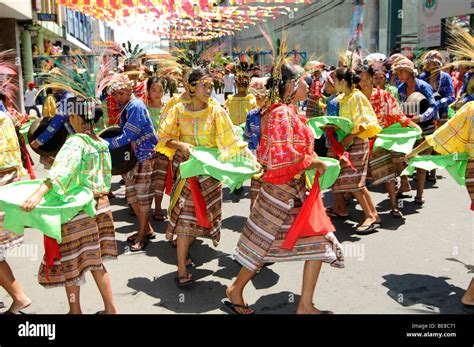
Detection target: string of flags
<box><xmin>56</xmin><ymin>0</ymin><xmax>312</xmax><ymax>41</ymax></box>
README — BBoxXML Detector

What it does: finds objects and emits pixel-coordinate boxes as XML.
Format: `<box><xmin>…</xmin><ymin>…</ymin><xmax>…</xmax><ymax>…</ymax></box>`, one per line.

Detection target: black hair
<box><xmin>67</xmin><ymin>97</ymin><xmax>103</xmax><ymax>125</ymax></box>
<box><xmin>188</xmin><ymin>67</ymin><xmax>212</xmax><ymax>86</ymax></box>
<box><xmin>46</xmin><ymin>88</ymin><xmax>53</xmax><ymax>94</ymax></box>
<box><xmin>357</xmin><ymin>65</ymin><xmax>374</xmax><ymax>76</ymax></box>
<box><xmin>266</xmin><ymin>62</ymin><xmax>301</xmax><ymax>100</ymax></box>
<box><xmin>147</xmin><ymin>76</ymin><xmax>165</xmax><ymax>92</ymax></box>
<box><xmin>0</xmin><ymin>93</ymin><xmax>6</xmax><ymax>102</ymax></box>
<box><xmin>335</xmin><ymin>68</ymin><xmax>361</xmax><ymax>88</ymax></box>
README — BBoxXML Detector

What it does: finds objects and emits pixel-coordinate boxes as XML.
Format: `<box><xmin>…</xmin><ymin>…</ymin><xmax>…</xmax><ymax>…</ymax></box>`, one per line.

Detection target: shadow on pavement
<box><xmin>221</xmin><ymin>215</ymin><xmax>247</xmax><ymax>233</ymax></box>
<box><xmin>445</xmin><ymin>258</ymin><xmax>474</xmax><ymax>274</ymax></box>
<box><xmin>250</xmin><ymin>291</ymin><xmax>301</xmax><ymax>314</ymax></box>
<box><xmin>381</xmin><ymin>273</ymin><xmax>466</xmax><ymax>314</ymax></box>
<box><xmin>212</xmin><ymin>256</ymin><xmax>281</xmax><ymax>289</ymax></box>
<box><xmin>127</xmin><ymin>270</ymin><xmax>228</xmax><ymax>313</ymax></box>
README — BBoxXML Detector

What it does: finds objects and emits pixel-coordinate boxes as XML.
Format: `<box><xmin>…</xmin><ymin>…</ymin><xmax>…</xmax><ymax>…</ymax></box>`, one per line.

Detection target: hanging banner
<box><xmin>347</xmin><ymin>0</ymin><xmax>365</xmax><ymax>51</ymax></box>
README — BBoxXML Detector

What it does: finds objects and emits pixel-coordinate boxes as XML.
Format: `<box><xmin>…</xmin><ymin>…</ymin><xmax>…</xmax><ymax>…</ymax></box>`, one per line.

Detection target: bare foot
<box><xmin>8</xmin><ymin>297</ymin><xmax>31</xmax><ymax>314</ymax></box>
<box><xmin>461</xmin><ymin>285</ymin><xmax>474</xmax><ymax>306</ymax></box>
<box><xmin>296</xmin><ymin>303</ymin><xmax>334</xmax><ymax>314</ymax></box>
<box><xmin>225</xmin><ymin>287</ymin><xmax>254</xmax><ymax>315</ymax></box>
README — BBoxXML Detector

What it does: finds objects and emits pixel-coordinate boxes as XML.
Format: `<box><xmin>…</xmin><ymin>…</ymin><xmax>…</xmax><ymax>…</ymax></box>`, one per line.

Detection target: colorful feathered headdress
<box><xmin>37</xmin><ymin>54</ymin><xmax>115</xmax><ymax>120</ymax></box>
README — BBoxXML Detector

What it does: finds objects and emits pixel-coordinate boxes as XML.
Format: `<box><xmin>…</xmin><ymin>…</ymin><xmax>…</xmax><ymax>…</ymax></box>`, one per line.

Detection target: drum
<box><xmin>404</xmin><ymin>92</ymin><xmax>432</xmax><ymax>131</ymax></box>
<box><xmin>27</xmin><ymin>118</ymin><xmax>67</xmax><ymax>157</ymax></box>
<box><xmin>98</xmin><ymin>127</ymin><xmax>137</xmax><ymax>175</ymax></box>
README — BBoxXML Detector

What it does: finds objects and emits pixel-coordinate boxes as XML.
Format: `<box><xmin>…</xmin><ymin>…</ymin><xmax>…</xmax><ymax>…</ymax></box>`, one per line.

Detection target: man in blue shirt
<box><xmin>419</xmin><ymin>50</ymin><xmax>455</xmax><ymax>122</ymax></box>
<box><xmin>104</xmin><ymin>75</ymin><xmax>159</xmax><ymax>252</ymax></box>
<box><xmin>393</xmin><ymin>57</ymin><xmax>437</xmax><ymax>205</ymax></box>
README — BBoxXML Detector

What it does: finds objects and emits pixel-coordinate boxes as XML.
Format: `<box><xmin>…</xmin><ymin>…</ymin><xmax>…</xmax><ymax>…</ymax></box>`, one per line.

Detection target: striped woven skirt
<box><xmin>166</xmin><ymin>151</ymin><xmax>223</xmax><ymax>246</ymax></box>
<box><xmin>368</xmin><ymin>148</ymin><xmax>397</xmax><ymax>185</ymax></box>
<box><xmin>38</xmin><ymin>196</ymin><xmax>118</xmax><ymax>287</ymax></box>
<box><xmin>0</xmin><ymin>168</ymin><xmax>23</xmax><ymax>262</ymax></box>
<box><xmin>234</xmin><ymin>176</ymin><xmax>344</xmax><ymax>272</ymax></box>
<box><xmin>466</xmin><ymin>159</ymin><xmax>474</xmax><ymax>210</ymax></box>
<box><xmin>250</xmin><ymin>177</ymin><xmax>262</xmax><ymax>210</ymax></box>
<box><xmin>124</xmin><ymin>153</ymin><xmax>162</xmax><ymax>212</ymax></box>
<box><xmin>154</xmin><ymin>152</ymin><xmax>169</xmax><ymax>200</ymax></box>
<box><xmin>331</xmin><ymin>137</ymin><xmax>369</xmax><ymax>193</ymax></box>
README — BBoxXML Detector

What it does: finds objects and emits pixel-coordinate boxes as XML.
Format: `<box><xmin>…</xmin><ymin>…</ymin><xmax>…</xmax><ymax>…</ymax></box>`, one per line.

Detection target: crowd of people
<box><xmin>0</xmin><ymin>29</ymin><xmax>473</xmax><ymax>315</ymax></box>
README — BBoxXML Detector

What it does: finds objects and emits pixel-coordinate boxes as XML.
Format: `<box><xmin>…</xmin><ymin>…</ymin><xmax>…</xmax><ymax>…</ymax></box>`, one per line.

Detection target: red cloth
<box><xmin>259</xmin><ymin>104</ymin><xmax>314</xmax><ymax>184</ymax></box>
<box><xmin>165</xmin><ymin>160</ymin><xmax>173</xmax><ymax>196</ymax></box>
<box><xmin>281</xmin><ymin>173</ymin><xmax>335</xmax><ymax>250</ymax></box>
<box><xmin>369</xmin><ymin>87</ymin><xmax>409</xmax><ymax>128</ymax></box>
<box><xmin>471</xmin><ymin>202</ymin><xmax>474</xmax><ymax>212</ymax></box>
<box><xmin>310</xmin><ymin>80</ymin><xmax>323</xmax><ymax>98</ymax></box>
<box><xmin>188</xmin><ymin>177</ymin><xmax>212</xmax><ymax>228</ymax></box>
<box><xmin>325</xmin><ymin>128</ymin><xmax>357</xmax><ymax>172</ymax></box>
<box><xmin>106</xmin><ymin>95</ymin><xmax>121</xmax><ymax>126</ymax></box>
<box><xmin>43</xmin><ymin>235</ymin><xmax>61</xmax><ymax>281</ymax></box>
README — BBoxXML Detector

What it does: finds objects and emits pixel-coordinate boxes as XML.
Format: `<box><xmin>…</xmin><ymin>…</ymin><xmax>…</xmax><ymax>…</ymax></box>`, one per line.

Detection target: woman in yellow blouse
<box><xmin>157</xmin><ymin>67</ymin><xmax>258</xmax><ymax>286</ymax></box>
<box><xmin>223</xmin><ymin>71</ymin><xmax>257</xmax><ymax>126</ymax></box>
<box><xmin>406</xmin><ymin>101</ymin><xmax>473</xmax><ymax>209</ymax></box>
<box><xmin>405</xmin><ymin>101</ymin><xmax>474</xmax><ymax>311</ymax></box>
<box><xmin>328</xmin><ymin>68</ymin><xmax>383</xmax><ymax>235</ymax></box>
<box><xmin>0</xmin><ymin>106</ymin><xmax>31</xmax><ymax>314</ymax></box>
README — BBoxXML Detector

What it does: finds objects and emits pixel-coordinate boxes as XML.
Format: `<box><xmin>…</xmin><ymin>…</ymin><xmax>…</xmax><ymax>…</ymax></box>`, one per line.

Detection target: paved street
<box><xmin>3</xmin><ymin>144</ymin><xmax>473</xmax><ymax>314</ymax></box>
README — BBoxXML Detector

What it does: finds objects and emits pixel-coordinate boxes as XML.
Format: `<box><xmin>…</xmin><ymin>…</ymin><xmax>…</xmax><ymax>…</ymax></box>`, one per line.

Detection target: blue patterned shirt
<box><xmin>460</xmin><ymin>71</ymin><xmax>474</xmax><ymax>104</ymax></box>
<box><xmin>35</xmin><ymin>92</ymin><xmax>75</xmax><ymax>146</ymax></box>
<box><xmin>104</xmin><ymin>96</ymin><xmax>158</xmax><ymax>163</ymax></box>
<box><xmin>326</xmin><ymin>95</ymin><xmax>339</xmax><ymax>116</ymax></box>
<box><xmin>243</xmin><ymin>108</ymin><xmax>261</xmax><ymax>151</ymax></box>
<box><xmin>398</xmin><ymin>78</ymin><xmax>438</xmax><ymax>123</ymax></box>
<box><xmin>419</xmin><ymin>71</ymin><xmax>455</xmax><ymax>116</ymax></box>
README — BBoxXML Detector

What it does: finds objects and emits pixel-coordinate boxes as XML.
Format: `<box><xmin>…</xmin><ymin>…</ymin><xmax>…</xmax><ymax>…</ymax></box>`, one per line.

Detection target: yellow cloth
<box><xmin>223</xmin><ymin>94</ymin><xmax>257</xmax><ymax>126</ymax></box>
<box><xmin>337</xmin><ymin>89</ymin><xmax>382</xmax><ymax>139</ymax></box>
<box><xmin>0</xmin><ymin>111</ymin><xmax>22</xmax><ymax>171</ymax></box>
<box><xmin>42</xmin><ymin>95</ymin><xmax>57</xmax><ymax>118</ymax></box>
<box><xmin>156</xmin><ymin>102</ymin><xmax>247</xmax><ymax>161</ymax></box>
<box><xmin>426</xmin><ymin>102</ymin><xmax>474</xmax><ymax>159</ymax></box>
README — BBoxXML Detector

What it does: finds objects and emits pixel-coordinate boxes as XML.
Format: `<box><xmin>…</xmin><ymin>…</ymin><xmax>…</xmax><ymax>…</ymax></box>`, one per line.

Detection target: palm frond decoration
<box><xmin>445</xmin><ymin>26</ymin><xmax>474</xmax><ymax>69</ymax></box>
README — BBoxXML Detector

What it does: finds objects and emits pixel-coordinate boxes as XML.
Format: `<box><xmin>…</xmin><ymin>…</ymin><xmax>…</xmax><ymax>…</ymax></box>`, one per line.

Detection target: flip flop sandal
<box><xmin>153</xmin><ymin>214</ymin><xmax>167</xmax><ymax>221</ymax></box>
<box><xmin>2</xmin><ymin>310</ymin><xmax>27</xmax><ymax>315</ymax></box>
<box><xmin>355</xmin><ymin>223</ymin><xmax>379</xmax><ymax>235</ymax></box>
<box><xmin>326</xmin><ymin>208</ymin><xmax>350</xmax><ymax>220</ymax></box>
<box><xmin>414</xmin><ymin>197</ymin><xmax>425</xmax><ymax>205</ymax></box>
<box><xmin>390</xmin><ymin>210</ymin><xmax>403</xmax><ymax>218</ymax></box>
<box><xmin>185</xmin><ymin>253</ymin><xmax>194</xmax><ymax>268</ymax></box>
<box><xmin>221</xmin><ymin>299</ymin><xmax>255</xmax><ymax>315</ymax></box>
<box><xmin>396</xmin><ymin>192</ymin><xmax>411</xmax><ymax>199</ymax></box>
<box><xmin>127</xmin><ymin>232</ymin><xmax>156</xmax><ymax>243</ymax></box>
<box><xmin>130</xmin><ymin>239</ymin><xmax>148</xmax><ymax>252</ymax></box>
<box><xmin>175</xmin><ymin>274</ymin><xmax>194</xmax><ymax>287</ymax></box>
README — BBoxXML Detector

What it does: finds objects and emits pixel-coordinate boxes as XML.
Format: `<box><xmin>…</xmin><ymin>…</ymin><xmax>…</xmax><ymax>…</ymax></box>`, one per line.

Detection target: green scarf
<box><xmin>306</xmin><ymin>157</ymin><xmax>341</xmax><ymax>190</ymax></box>
<box><xmin>180</xmin><ymin>147</ymin><xmax>259</xmax><ymax>192</ymax></box>
<box><xmin>307</xmin><ymin>116</ymin><xmax>353</xmax><ymax>140</ymax></box>
<box><xmin>0</xmin><ymin>180</ymin><xmax>96</xmax><ymax>243</ymax></box>
<box><xmin>374</xmin><ymin>123</ymin><xmax>422</xmax><ymax>154</ymax></box>
<box><xmin>402</xmin><ymin>152</ymin><xmax>469</xmax><ymax>186</ymax></box>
